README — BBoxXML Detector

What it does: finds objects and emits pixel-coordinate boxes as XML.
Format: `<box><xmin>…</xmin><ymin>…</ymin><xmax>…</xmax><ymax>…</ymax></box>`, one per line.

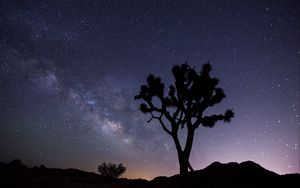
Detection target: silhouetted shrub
<box><xmin>97</xmin><ymin>162</ymin><xmax>126</xmax><ymax>178</ymax></box>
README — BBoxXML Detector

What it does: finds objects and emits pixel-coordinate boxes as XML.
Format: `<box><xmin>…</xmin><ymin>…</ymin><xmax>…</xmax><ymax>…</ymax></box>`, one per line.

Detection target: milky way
<box><xmin>0</xmin><ymin>0</ymin><xmax>299</xmax><ymax>179</ymax></box>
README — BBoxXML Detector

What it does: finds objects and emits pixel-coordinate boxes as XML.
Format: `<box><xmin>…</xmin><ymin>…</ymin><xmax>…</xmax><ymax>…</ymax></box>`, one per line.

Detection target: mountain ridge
<box><xmin>0</xmin><ymin>159</ymin><xmax>299</xmax><ymax>188</ymax></box>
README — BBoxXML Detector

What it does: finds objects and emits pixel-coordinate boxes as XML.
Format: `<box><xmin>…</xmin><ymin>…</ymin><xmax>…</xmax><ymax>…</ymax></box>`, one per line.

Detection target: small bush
<box><xmin>97</xmin><ymin>162</ymin><xmax>126</xmax><ymax>178</ymax></box>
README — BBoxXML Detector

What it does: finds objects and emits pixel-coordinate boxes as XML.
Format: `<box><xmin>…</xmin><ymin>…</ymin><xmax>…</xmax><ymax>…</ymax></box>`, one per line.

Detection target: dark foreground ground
<box><xmin>0</xmin><ymin>159</ymin><xmax>299</xmax><ymax>188</ymax></box>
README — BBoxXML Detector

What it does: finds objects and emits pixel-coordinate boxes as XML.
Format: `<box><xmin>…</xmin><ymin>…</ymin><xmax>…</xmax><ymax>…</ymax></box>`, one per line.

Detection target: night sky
<box><xmin>0</xmin><ymin>0</ymin><xmax>299</xmax><ymax>180</ymax></box>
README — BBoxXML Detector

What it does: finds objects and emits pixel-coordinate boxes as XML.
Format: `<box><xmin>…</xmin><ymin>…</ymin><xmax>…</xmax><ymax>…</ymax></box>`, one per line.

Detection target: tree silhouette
<box><xmin>97</xmin><ymin>162</ymin><xmax>126</xmax><ymax>178</ymax></box>
<box><xmin>135</xmin><ymin>63</ymin><xmax>234</xmax><ymax>174</ymax></box>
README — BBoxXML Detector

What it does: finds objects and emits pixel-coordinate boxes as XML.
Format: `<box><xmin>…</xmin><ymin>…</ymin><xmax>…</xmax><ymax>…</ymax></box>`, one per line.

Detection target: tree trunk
<box><xmin>179</xmin><ymin>153</ymin><xmax>189</xmax><ymax>174</ymax></box>
<box><xmin>179</xmin><ymin>128</ymin><xmax>195</xmax><ymax>174</ymax></box>
<box><xmin>172</xmin><ymin>128</ymin><xmax>195</xmax><ymax>175</ymax></box>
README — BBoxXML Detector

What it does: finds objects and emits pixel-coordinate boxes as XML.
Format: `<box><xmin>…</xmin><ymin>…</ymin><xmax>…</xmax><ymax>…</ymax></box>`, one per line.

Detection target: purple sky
<box><xmin>0</xmin><ymin>0</ymin><xmax>299</xmax><ymax>179</ymax></box>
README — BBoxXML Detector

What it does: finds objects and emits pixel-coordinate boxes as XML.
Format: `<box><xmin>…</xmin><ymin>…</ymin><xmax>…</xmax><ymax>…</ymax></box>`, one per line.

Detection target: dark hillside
<box><xmin>0</xmin><ymin>159</ymin><xmax>299</xmax><ymax>188</ymax></box>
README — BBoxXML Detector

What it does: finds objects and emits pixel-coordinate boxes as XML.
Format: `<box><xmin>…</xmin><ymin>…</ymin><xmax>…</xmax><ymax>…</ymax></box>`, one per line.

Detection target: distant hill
<box><xmin>0</xmin><ymin>159</ymin><xmax>299</xmax><ymax>188</ymax></box>
<box><xmin>153</xmin><ymin>161</ymin><xmax>299</xmax><ymax>187</ymax></box>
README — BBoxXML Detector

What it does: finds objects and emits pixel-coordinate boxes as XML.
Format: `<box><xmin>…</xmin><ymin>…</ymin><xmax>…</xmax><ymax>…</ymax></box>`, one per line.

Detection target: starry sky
<box><xmin>0</xmin><ymin>0</ymin><xmax>299</xmax><ymax>180</ymax></box>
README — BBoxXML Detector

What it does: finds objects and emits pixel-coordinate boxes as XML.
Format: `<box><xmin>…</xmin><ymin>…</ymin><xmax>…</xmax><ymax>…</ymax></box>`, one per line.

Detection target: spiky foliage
<box><xmin>135</xmin><ymin>62</ymin><xmax>234</xmax><ymax>174</ymax></box>
<box><xmin>97</xmin><ymin>162</ymin><xmax>126</xmax><ymax>178</ymax></box>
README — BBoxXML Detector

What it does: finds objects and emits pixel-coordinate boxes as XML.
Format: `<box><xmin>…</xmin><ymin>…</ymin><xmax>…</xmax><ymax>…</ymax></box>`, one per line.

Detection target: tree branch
<box><xmin>147</xmin><ymin>112</ymin><xmax>172</xmax><ymax>136</ymax></box>
<box><xmin>172</xmin><ymin>107</ymin><xmax>181</xmax><ymax>121</ymax></box>
<box><xmin>188</xmin><ymin>160</ymin><xmax>194</xmax><ymax>172</ymax></box>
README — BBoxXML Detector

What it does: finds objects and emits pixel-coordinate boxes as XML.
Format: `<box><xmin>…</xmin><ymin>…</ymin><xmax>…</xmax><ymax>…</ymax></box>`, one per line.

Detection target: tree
<box><xmin>135</xmin><ymin>63</ymin><xmax>234</xmax><ymax>175</ymax></box>
<box><xmin>97</xmin><ymin>162</ymin><xmax>126</xmax><ymax>178</ymax></box>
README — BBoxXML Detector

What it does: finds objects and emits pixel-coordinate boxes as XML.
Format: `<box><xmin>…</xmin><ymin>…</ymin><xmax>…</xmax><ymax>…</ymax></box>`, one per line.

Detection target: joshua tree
<box><xmin>98</xmin><ymin>162</ymin><xmax>126</xmax><ymax>178</ymax></box>
<box><xmin>135</xmin><ymin>63</ymin><xmax>234</xmax><ymax>174</ymax></box>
